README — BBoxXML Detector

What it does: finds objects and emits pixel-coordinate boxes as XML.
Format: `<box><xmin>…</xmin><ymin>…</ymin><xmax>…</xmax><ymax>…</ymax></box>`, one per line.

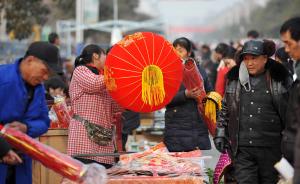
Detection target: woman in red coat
<box><xmin>215</xmin><ymin>46</ymin><xmax>237</xmax><ymax>97</ymax></box>
<box><xmin>67</xmin><ymin>44</ymin><xmax>122</xmax><ymax>168</ymax></box>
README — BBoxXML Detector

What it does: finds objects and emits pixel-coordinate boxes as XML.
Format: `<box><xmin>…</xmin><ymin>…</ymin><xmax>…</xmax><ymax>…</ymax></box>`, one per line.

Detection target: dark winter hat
<box><xmin>25</xmin><ymin>41</ymin><xmax>60</xmax><ymax>73</ymax></box>
<box><xmin>241</xmin><ymin>40</ymin><xmax>264</xmax><ymax>57</ymax></box>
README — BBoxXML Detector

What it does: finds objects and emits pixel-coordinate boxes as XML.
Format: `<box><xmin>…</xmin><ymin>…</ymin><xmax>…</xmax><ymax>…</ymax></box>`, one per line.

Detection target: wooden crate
<box><xmin>32</xmin><ymin>129</ymin><xmax>68</xmax><ymax>184</ymax></box>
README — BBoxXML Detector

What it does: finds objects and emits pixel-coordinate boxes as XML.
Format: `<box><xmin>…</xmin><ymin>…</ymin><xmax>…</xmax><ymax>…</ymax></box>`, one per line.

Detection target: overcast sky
<box><xmin>137</xmin><ymin>0</ymin><xmax>244</xmax><ymax>25</ymax></box>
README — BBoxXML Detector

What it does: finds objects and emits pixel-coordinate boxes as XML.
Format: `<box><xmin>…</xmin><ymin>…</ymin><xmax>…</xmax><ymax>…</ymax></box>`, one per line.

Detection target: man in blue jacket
<box><xmin>0</xmin><ymin>41</ymin><xmax>59</xmax><ymax>184</ymax></box>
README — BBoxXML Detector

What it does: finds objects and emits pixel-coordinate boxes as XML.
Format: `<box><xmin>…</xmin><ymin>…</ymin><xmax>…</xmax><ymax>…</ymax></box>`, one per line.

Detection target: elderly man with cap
<box><xmin>280</xmin><ymin>17</ymin><xmax>300</xmax><ymax>183</ymax></box>
<box><xmin>0</xmin><ymin>41</ymin><xmax>59</xmax><ymax>184</ymax></box>
<box><xmin>214</xmin><ymin>39</ymin><xmax>292</xmax><ymax>184</ymax></box>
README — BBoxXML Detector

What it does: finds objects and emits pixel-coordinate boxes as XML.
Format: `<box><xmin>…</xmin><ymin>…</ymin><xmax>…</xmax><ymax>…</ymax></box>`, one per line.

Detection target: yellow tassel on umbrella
<box><xmin>142</xmin><ymin>65</ymin><xmax>165</xmax><ymax>106</ymax></box>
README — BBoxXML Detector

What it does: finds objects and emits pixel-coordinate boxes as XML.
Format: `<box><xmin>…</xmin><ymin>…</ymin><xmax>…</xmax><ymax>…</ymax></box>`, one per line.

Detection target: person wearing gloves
<box><xmin>0</xmin><ymin>41</ymin><xmax>58</xmax><ymax>184</ymax></box>
<box><xmin>214</xmin><ymin>39</ymin><xmax>292</xmax><ymax>184</ymax></box>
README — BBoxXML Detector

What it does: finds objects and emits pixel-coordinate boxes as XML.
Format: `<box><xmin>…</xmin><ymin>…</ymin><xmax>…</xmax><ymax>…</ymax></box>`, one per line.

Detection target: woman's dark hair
<box><xmin>224</xmin><ymin>46</ymin><xmax>237</xmax><ymax>59</ymax></box>
<box><xmin>201</xmin><ymin>44</ymin><xmax>210</xmax><ymax>51</ymax></box>
<box><xmin>215</xmin><ymin>43</ymin><xmax>229</xmax><ymax>58</ymax></box>
<box><xmin>234</xmin><ymin>50</ymin><xmax>243</xmax><ymax>66</ymax></box>
<box><xmin>262</xmin><ymin>39</ymin><xmax>276</xmax><ymax>57</ymax></box>
<box><xmin>173</xmin><ymin>37</ymin><xmax>197</xmax><ymax>58</ymax></box>
<box><xmin>45</xmin><ymin>76</ymin><xmax>66</xmax><ymax>91</ymax></box>
<box><xmin>74</xmin><ymin>44</ymin><xmax>105</xmax><ymax>68</ymax></box>
<box><xmin>44</xmin><ymin>76</ymin><xmax>69</xmax><ymax>98</ymax></box>
<box><xmin>173</xmin><ymin>37</ymin><xmax>192</xmax><ymax>52</ymax></box>
<box><xmin>106</xmin><ymin>45</ymin><xmax>113</xmax><ymax>54</ymax></box>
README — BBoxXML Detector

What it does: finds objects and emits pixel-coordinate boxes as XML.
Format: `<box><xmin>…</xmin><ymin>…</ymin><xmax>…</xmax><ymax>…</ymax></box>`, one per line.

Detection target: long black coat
<box><xmin>282</xmin><ymin>79</ymin><xmax>300</xmax><ymax>165</ymax></box>
<box><xmin>121</xmin><ymin>110</ymin><xmax>140</xmax><ymax>134</ymax></box>
<box><xmin>216</xmin><ymin>59</ymin><xmax>292</xmax><ymax>157</ymax></box>
<box><xmin>164</xmin><ymin>65</ymin><xmax>212</xmax><ymax>152</ymax></box>
<box><xmin>290</xmin><ymin>63</ymin><xmax>300</xmax><ymax>183</ymax></box>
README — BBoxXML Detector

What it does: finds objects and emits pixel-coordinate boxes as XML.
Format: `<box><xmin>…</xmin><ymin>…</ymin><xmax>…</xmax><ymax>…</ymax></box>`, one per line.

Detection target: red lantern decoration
<box><xmin>105</xmin><ymin>32</ymin><xmax>182</xmax><ymax>112</ymax></box>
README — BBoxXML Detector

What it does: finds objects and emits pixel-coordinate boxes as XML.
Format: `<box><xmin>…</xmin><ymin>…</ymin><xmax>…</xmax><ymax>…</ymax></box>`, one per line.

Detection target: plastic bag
<box><xmin>52</xmin><ymin>96</ymin><xmax>71</xmax><ymax>128</ymax></box>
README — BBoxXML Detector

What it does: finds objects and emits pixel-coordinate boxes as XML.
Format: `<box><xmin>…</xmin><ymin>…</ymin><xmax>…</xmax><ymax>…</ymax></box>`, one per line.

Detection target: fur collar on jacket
<box><xmin>227</xmin><ymin>58</ymin><xmax>290</xmax><ymax>82</ymax></box>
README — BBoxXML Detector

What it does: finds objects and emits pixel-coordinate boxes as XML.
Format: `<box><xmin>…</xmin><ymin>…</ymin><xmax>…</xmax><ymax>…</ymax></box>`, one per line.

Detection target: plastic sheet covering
<box><xmin>61</xmin><ymin>164</ymin><xmax>107</xmax><ymax>184</ymax></box>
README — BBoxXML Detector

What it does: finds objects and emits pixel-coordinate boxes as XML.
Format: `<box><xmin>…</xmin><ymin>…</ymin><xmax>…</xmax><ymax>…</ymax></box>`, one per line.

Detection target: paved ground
<box><xmin>202</xmin><ymin>136</ymin><xmax>221</xmax><ymax>170</ymax></box>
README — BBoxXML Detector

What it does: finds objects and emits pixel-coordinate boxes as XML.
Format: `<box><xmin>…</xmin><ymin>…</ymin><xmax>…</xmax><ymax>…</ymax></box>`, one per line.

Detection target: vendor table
<box><xmin>107</xmin><ymin>176</ymin><xmax>204</xmax><ymax>184</ymax></box>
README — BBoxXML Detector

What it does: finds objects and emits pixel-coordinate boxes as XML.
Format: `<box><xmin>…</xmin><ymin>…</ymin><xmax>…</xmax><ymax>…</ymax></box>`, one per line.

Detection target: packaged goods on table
<box><xmin>49</xmin><ymin>96</ymin><xmax>72</xmax><ymax>128</ymax></box>
<box><xmin>107</xmin><ymin>143</ymin><xmax>205</xmax><ymax>178</ymax></box>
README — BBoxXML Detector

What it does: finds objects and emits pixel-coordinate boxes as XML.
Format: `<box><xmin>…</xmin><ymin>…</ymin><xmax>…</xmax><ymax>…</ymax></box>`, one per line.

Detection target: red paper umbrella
<box><xmin>104</xmin><ymin>32</ymin><xmax>182</xmax><ymax>112</ymax></box>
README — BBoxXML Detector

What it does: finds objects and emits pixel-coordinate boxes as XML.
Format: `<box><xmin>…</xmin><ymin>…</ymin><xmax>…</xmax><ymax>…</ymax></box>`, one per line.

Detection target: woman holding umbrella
<box><xmin>67</xmin><ymin>44</ymin><xmax>122</xmax><ymax>168</ymax></box>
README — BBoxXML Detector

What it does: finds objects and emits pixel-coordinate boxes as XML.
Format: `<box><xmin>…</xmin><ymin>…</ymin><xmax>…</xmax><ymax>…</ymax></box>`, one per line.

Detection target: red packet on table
<box><xmin>0</xmin><ymin>124</ymin><xmax>87</xmax><ymax>182</ymax></box>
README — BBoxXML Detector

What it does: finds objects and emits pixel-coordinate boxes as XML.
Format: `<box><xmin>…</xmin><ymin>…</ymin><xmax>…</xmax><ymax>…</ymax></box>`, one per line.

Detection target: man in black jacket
<box><xmin>280</xmin><ymin>17</ymin><xmax>300</xmax><ymax>183</ymax></box>
<box><xmin>0</xmin><ymin>137</ymin><xmax>22</xmax><ymax>165</ymax></box>
<box><xmin>214</xmin><ymin>40</ymin><xmax>292</xmax><ymax>184</ymax></box>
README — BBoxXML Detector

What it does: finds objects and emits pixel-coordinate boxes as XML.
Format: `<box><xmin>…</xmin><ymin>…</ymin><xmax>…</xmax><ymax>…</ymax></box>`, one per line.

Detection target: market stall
<box><xmin>104</xmin><ymin>143</ymin><xmax>207</xmax><ymax>184</ymax></box>
<box><xmin>30</xmin><ymin>31</ymin><xmax>212</xmax><ymax>184</ymax></box>
<box><xmin>32</xmin><ymin>130</ymin><xmax>207</xmax><ymax>184</ymax></box>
